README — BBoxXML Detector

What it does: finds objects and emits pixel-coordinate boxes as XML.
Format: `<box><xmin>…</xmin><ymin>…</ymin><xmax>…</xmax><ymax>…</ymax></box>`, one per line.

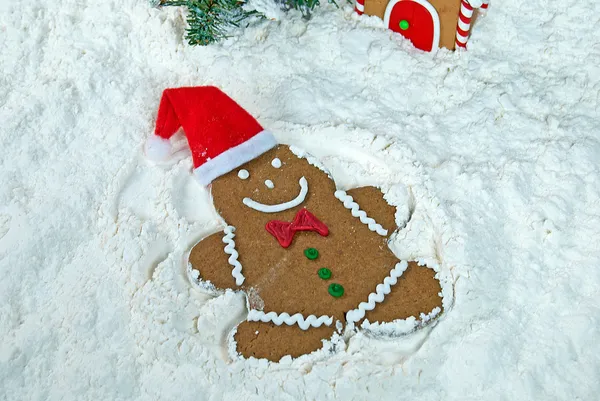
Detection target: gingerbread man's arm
<box><xmin>341</xmin><ymin>186</ymin><xmax>398</xmax><ymax>235</ymax></box>
<box><xmin>188</xmin><ymin>226</ymin><xmax>243</xmax><ymax>291</ymax></box>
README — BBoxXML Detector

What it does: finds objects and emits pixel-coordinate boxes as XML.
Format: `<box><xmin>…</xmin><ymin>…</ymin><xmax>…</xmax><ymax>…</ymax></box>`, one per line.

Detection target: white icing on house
<box><xmin>237</xmin><ymin>169</ymin><xmax>249</xmax><ymax>180</ymax></box>
<box><xmin>346</xmin><ymin>261</ymin><xmax>408</xmax><ymax>324</ymax></box>
<box><xmin>243</xmin><ymin>176</ymin><xmax>308</xmax><ymax>213</ymax></box>
<box><xmin>271</xmin><ymin>158</ymin><xmax>282</xmax><ymax>168</ymax></box>
<box><xmin>334</xmin><ymin>190</ymin><xmax>388</xmax><ymax>236</ymax></box>
<box><xmin>265</xmin><ymin>179</ymin><xmax>274</xmax><ymax>189</ymax></box>
<box><xmin>222</xmin><ymin>226</ymin><xmax>245</xmax><ymax>286</ymax></box>
<box><xmin>247</xmin><ymin>310</ymin><xmax>333</xmax><ymax>330</ymax></box>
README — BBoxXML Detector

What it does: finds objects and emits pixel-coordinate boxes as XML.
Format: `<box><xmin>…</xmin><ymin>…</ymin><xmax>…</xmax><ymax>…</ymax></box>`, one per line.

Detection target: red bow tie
<box><xmin>266</xmin><ymin>208</ymin><xmax>329</xmax><ymax>248</ymax></box>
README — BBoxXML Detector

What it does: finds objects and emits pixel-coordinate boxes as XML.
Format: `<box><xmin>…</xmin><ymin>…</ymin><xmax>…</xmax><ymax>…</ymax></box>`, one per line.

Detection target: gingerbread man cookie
<box><xmin>145</xmin><ymin>86</ymin><xmax>445</xmax><ymax>361</ymax></box>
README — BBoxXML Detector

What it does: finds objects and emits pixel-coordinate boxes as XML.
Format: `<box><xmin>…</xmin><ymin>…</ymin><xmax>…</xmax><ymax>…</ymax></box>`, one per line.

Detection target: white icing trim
<box><xmin>223</xmin><ymin>226</ymin><xmax>245</xmax><ymax>286</ymax></box>
<box><xmin>243</xmin><ymin>177</ymin><xmax>308</xmax><ymax>213</ymax></box>
<box><xmin>247</xmin><ymin>310</ymin><xmax>333</xmax><ymax>330</ymax></box>
<box><xmin>334</xmin><ymin>190</ymin><xmax>388</xmax><ymax>236</ymax></box>
<box><xmin>193</xmin><ymin>130</ymin><xmax>277</xmax><ymax>186</ymax></box>
<box><xmin>346</xmin><ymin>261</ymin><xmax>409</xmax><ymax>324</ymax></box>
<box><xmin>383</xmin><ymin>0</ymin><xmax>441</xmax><ymax>52</ymax></box>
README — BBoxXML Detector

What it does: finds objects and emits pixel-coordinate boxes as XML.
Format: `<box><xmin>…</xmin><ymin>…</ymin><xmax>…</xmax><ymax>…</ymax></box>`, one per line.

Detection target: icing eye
<box><xmin>238</xmin><ymin>169</ymin><xmax>250</xmax><ymax>180</ymax></box>
<box><xmin>271</xmin><ymin>158</ymin><xmax>282</xmax><ymax>168</ymax></box>
<box><xmin>265</xmin><ymin>180</ymin><xmax>274</xmax><ymax>189</ymax></box>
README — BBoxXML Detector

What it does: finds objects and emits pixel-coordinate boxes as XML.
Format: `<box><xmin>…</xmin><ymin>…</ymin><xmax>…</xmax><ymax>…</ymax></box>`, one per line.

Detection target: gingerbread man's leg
<box><xmin>361</xmin><ymin>261</ymin><xmax>443</xmax><ymax>325</ymax></box>
<box><xmin>342</xmin><ymin>187</ymin><xmax>443</xmax><ymax>325</ymax></box>
<box><xmin>233</xmin><ymin>321</ymin><xmax>337</xmax><ymax>361</ymax></box>
<box><xmin>189</xmin><ymin>227</ymin><xmax>242</xmax><ymax>292</ymax></box>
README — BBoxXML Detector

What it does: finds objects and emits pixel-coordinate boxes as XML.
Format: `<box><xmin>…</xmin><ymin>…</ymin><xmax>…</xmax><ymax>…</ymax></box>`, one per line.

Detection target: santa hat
<box><xmin>145</xmin><ymin>86</ymin><xmax>277</xmax><ymax>185</ymax></box>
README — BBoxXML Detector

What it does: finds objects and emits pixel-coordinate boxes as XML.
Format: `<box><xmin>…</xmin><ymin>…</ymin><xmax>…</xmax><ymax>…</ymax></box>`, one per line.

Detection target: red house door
<box><xmin>384</xmin><ymin>0</ymin><xmax>440</xmax><ymax>52</ymax></box>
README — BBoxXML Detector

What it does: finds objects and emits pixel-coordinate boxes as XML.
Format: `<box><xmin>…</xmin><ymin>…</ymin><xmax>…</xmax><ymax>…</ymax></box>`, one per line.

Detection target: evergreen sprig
<box><xmin>281</xmin><ymin>0</ymin><xmax>323</xmax><ymax>17</ymax></box>
<box><xmin>159</xmin><ymin>0</ymin><xmax>340</xmax><ymax>45</ymax></box>
<box><xmin>162</xmin><ymin>0</ymin><xmax>259</xmax><ymax>45</ymax></box>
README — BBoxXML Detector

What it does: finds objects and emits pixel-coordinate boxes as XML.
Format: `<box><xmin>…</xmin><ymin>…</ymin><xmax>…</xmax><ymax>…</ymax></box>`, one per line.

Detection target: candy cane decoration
<box><xmin>456</xmin><ymin>0</ymin><xmax>489</xmax><ymax>49</ymax></box>
<box><xmin>455</xmin><ymin>0</ymin><xmax>474</xmax><ymax>49</ymax></box>
<box><xmin>355</xmin><ymin>0</ymin><xmax>365</xmax><ymax>15</ymax></box>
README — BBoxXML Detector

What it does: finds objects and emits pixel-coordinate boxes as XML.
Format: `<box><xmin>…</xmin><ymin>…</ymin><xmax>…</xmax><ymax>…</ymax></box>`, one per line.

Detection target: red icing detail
<box><xmin>265</xmin><ymin>221</ymin><xmax>295</xmax><ymax>248</ymax></box>
<box><xmin>387</xmin><ymin>1</ymin><xmax>436</xmax><ymax>52</ymax></box>
<box><xmin>265</xmin><ymin>208</ymin><xmax>329</xmax><ymax>248</ymax></box>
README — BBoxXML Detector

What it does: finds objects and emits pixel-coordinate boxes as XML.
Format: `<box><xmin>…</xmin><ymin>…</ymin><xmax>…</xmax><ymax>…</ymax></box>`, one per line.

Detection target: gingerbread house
<box><xmin>355</xmin><ymin>0</ymin><xmax>489</xmax><ymax>51</ymax></box>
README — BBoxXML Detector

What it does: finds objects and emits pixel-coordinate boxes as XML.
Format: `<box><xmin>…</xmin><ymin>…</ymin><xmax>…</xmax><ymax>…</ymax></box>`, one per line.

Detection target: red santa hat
<box><xmin>144</xmin><ymin>86</ymin><xmax>277</xmax><ymax>185</ymax></box>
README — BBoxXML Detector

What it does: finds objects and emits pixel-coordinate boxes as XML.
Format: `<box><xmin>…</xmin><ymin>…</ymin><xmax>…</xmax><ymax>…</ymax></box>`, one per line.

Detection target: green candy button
<box><xmin>328</xmin><ymin>283</ymin><xmax>344</xmax><ymax>298</ymax></box>
<box><xmin>318</xmin><ymin>268</ymin><xmax>332</xmax><ymax>280</ymax></box>
<box><xmin>304</xmin><ymin>248</ymin><xmax>319</xmax><ymax>260</ymax></box>
<box><xmin>399</xmin><ymin>19</ymin><xmax>409</xmax><ymax>30</ymax></box>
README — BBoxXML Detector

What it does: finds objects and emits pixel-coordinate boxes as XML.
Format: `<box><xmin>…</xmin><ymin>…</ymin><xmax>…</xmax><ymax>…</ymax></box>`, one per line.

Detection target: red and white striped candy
<box><xmin>455</xmin><ymin>0</ymin><xmax>474</xmax><ymax>49</ymax></box>
<box><xmin>355</xmin><ymin>0</ymin><xmax>365</xmax><ymax>15</ymax></box>
<box><xmin>455</xmin><ymin>0</ymin><xmax>489</xmax><ymax>49</ymax></box>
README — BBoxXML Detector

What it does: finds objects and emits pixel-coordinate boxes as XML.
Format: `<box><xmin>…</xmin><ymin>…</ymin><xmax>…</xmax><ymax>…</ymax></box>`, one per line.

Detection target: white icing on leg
<box><xmin>223</xmin><ymin>226</ymin><xmax>245</xmax><ymax>286</ymax></box>
<box><xmin>345</xmin><ymin>261</ymin><xmax>409</xmax><ymax>324</ymax></box>
<box><xmin>334</xmin><ymin>190</ymin><xmax>388</xmax><ymax>236</ymax></box>
<box><xmin>243</xmin><ymin>177</ymin><xmax>308</xmax><ymax>213</ymax></box>
<box><xmin>247</xmin><ymin>310</ymin><xmax>333</xmax><ymax>330</ymax></box>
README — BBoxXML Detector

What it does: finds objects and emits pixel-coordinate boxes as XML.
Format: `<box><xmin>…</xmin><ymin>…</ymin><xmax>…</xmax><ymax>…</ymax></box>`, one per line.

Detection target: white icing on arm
<box><xmin>346</xmin><ymin>261</ymin><xmax>408</xmax><ymax>323</ymax></box>
<box><xmin>243</xmin><ymin>176</ymin><xmax>308</xmax><ymax>213</ymax></box>
<box><xmin>247</xmin><ymin>310</ymin><xmax>333</xmax><ymax>330</ymax></box>
<box><xmin>222</xmin><ymin>226</ymin><xmax>245</xmax><ymax>286</ymax></box>
<box><xmin>334</xmin><ymin>190</ymin><xmax>388</xmax><ymax>236</ymax></box>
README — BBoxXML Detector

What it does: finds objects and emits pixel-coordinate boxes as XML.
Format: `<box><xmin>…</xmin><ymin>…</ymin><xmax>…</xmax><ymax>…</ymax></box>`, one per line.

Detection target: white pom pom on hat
<box><xmin>145</xmin><ymin>86</ymin><xmax>277</xmax><ymax>186</ymax></box>
<box><xmin>144</xmin><ymin>134</ymin><xmax>173</xmax><ymax>162</ymax></box>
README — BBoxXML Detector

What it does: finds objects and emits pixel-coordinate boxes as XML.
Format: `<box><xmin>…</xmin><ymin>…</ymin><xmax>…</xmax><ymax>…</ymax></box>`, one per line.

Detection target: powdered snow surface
<box><xmin>1</xmin><ymin>0</ymin><xmax>599</xmax><ymax>399</ymax></box>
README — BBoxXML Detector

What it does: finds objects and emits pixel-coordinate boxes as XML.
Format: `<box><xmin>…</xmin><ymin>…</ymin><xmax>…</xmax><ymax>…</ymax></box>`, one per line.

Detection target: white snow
<box><xmin>1</xmin><ymin>0</ymin><xmax>600</xmax><ymax>400</ymax></box>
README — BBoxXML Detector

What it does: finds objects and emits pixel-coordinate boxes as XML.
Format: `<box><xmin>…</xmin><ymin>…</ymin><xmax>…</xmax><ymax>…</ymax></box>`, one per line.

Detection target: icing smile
<box><xmin>243</xmin><ymin>177</ymin><xmax>308</xmax><ymax>213</ymax></box>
